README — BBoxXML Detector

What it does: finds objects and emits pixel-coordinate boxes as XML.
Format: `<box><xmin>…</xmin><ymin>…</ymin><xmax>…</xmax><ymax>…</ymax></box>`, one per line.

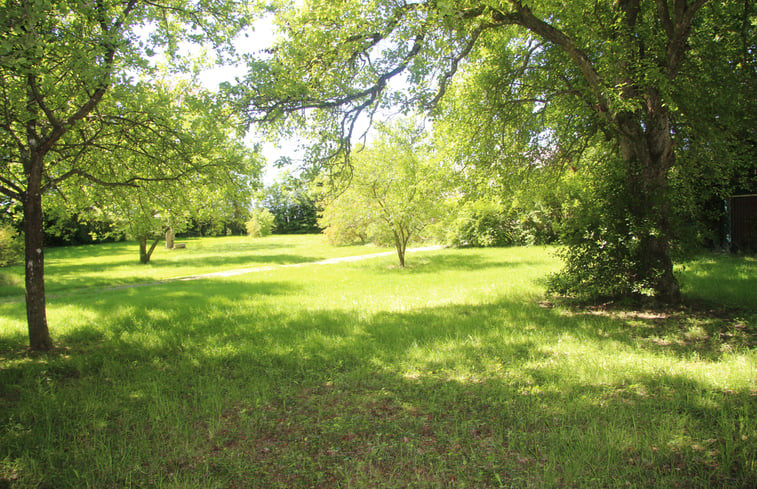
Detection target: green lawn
<box><xmin>0</xmin><ymin>235</ymin><xmax>392</xmax><ymax>298</ymax></box>
<box><xmin>0</xmin><ymin>237</ymin><xmax>754</xmax><ymax>488</ymax></box>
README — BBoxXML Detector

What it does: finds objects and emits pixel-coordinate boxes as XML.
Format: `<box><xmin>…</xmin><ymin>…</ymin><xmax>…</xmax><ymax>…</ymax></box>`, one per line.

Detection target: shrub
<box><xmin>245</xmin><ymin>208</ymin><xmax>275</xmax><ymax>238</ymax></box>
<box><xmin>445</xmin><ymin>200</ymin><xmax>518</xmax><ymax>248</ymax></box>
<box><xmin>0</xmin><ymin>225</ymin><xmax>23</xmax><ymax>267</ymax></box>
<box><xmin>547</xmin><ymin>156</ymin><xmax>668</xmax><ymax>301</ymax></box>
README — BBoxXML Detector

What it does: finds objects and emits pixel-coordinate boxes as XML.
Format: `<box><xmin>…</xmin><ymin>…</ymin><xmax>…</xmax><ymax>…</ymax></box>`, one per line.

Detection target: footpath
<box><xmin>108</xmin><ymin>245</ymin><xmax>443</xmax><ymax>291</ymax></box>
<box><xmin>2</xmin><ymin>246</ymin><xmax>443</xmax><ymax>302</ymax></box>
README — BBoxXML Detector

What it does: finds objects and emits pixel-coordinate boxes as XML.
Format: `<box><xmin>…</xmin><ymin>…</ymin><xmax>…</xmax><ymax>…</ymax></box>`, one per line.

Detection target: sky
<box><xmin>193</xmin><ymin>15</ymin><xmax>296</xmax><ymax>186</ymax></box>
<box><xmin>188</xmin><ymin>6</ymin><xmax>396</xmax><ymax>187</ymax></box>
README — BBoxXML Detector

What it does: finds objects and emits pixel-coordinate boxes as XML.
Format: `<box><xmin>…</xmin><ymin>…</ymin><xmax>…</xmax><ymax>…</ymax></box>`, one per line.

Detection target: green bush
<box><xmin>0</xmin><ymin>225</ymin><xmax>23</xmax><ymax>267</ymax></box>
<box><xmin>444</xmin><ymin>198</ymin><xmax>563</xmax><ymax>249</ymax></box>
<box><xmin>445</xmin><ymin>201</ymin><xmax>518</xmax><ymax>248</ymax></box>
<box><xmin>245</xmin><ymin>208</ymin><xmax>275</xmax><ymax>238</ymax></box>
<box><xmin>547</xmin><ymin>157</ymin><xmax>667</xmax><ymax>301</ymax></box>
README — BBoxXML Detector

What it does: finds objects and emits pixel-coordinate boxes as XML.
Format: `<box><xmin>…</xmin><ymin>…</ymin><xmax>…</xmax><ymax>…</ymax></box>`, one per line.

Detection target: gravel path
<box><xmin>0</xmin><ymin>245</ymin><xmax>444</xmax><ymax>302</ymax></box>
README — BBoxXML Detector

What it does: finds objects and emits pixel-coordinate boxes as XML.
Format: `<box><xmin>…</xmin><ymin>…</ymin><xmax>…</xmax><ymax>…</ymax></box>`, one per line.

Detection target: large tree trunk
<box><xmin>617</xmin><ymin>105</ymin><xmax>681</xmax><ymax>303</ymax></box>
<box><xmin>23</xmin><ymin>175</ymin><xmax>53</xmax><ymax>351</ymax></box>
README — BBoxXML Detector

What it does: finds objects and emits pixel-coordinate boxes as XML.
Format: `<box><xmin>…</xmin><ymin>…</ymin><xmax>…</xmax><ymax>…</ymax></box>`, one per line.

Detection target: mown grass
<box><xmin>0</xmin><ymin>238</ymin><xmax>755</xmax><ymax>488</ymax></box>
<box><xmin>0</xmin><ymin>235</ymin><xmax>391</xmax><ymax>298</ymax></box>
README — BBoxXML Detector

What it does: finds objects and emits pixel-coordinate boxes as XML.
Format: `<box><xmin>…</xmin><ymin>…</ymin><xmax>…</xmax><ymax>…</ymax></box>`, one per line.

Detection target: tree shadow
<box><xmin>370</xmin><ymin>252</ymin><xmax>545</xmax><ymax>275</ymax></box>
<box><xmin>677</xmin><ymin>254</ymin><xmax>757</xmax><ymax>313</ymax></box>
<box><xmin>0</xmin><ymin>256</ymin><xmax>754</xmax><ymax>488</ymax></box>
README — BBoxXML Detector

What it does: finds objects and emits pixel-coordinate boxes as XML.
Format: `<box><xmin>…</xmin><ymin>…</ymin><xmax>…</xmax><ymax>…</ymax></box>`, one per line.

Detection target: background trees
<box><xmin>238</xmin><ymin>0</ymin><xmax>755</xmax><ymax>302</ymax></box>
<box><xmin>260</xmin><ymin>173</ymin><xmax>321</xmax><ymax>234</ymax></box>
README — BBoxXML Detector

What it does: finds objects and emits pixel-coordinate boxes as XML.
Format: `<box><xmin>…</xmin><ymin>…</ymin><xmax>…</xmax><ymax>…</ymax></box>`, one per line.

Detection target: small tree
<box><xmin>319</xmin><ymin>120</ymin><xmax>448</xmax><ymax>267</ymax></box>
<box><xmin>246</xmin><ymin>208</ymin><xmax>275</xmax><ymax>237</ymax></box>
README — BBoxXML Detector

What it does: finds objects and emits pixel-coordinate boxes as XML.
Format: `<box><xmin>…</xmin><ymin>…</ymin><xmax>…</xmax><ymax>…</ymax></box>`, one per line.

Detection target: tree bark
<box><xmin>393</xmin><ymin>231</ymin><xmax>406</xmax><ymax>267</ymax></box>
<box><xmin>617</xmin><ymin>103</ymin><xmax>681</xmax><ymax>303</ymax></box>
<box><xmin>23</xmin><ymin>171</ymin><xmax>53</xmax><ymax>351</ymax></box>
<box><xmin>393</xmin><ymin>227</ymin><xmax>411</xmax><ymax>268</ymax></box>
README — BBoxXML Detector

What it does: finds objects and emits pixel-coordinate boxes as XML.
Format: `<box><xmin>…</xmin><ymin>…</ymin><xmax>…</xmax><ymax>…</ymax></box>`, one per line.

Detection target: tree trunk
<box><xmin>393</xmin><ymin>228</ymin><xmax>411</xmax><ymax>268</ymax></box>
<box><xmin>139</xmin><ymin>236</ymin><xmax>149</xmax><ymax>263</ymax></box>
<box><xmin>139</xmin><ymin>235</ymin><xmax>162</xmax><ymax>264</ymax></box>
<box><xmin>165</xmin><ymin>227</ymin><xmax>175</xmax><ymax>249</ymax></box>
<box><xmin>393</xmin><ymin>231</ymin><xmax>406</xmax><ymax>268</ymax></box>
<box><xmin>23</xmin><ymin>183</ymin><xmax>53</xmax><ymax>351</ymax></box>
<box><xmin>617</xmin><ymin>107</ymin><xmax>681</xmax><ymax>303</ymax></box>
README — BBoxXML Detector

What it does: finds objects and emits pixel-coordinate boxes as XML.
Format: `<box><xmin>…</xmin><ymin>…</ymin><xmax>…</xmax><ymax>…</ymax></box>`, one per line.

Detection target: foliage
<box><xmin>319</xmin><ymin>187</ymin><xmax>371</xmax><ymax>245</ymax></box>
<box><xmin>260</xmin><ymin>173</ymin><xmax>321</xmax><ymax>234</ymax></box>
<box><xmin>63</xmin><ymin>82</ymin><xmax>264</xmax><ymax>263</ymax></box>
<box><xmin>246</xmin><ymin>207</ymin><xmax>275</xmax><ymax>237</ymax></box>
<box><xmin>443</xmin><ymin>196</ymin><xmax>563</xmax><ymax>248</ymax></box>
<box><xmin>0</xmin><ymin>241</ymin><xmax>754</xmax><ymax>488</ymax></box>
<box><xmin>445</xmin><ymin>200</ymin><xmax>517</xmax><ymax>248</ymax></box>
<box><xmin>666</xmin><ymin>0</ymin><xmax>757</xmax><ymax>251</ymax></box>
<box><xmin>0</xmin><ymin>224</ymin><xmax>22</xmax><ymax>267</ymax></box>
<box><xmin>238</xmin><ymin>0</ymin><xmax>756</xmax><ymax>303</ymax></box>
<box><xmin>318</xmin><ymin>119</ymin><xmax>449</xmax><ymax>266</ymax></box>
<box><xmin>545</xmin><ymin>144</ymin><xmax>662</xmax><ymax>301</ymax></box>
<box><xmin>0</xmin><ymin>0</ymin><xmax>256</xmax><ymax>348</ymax></box>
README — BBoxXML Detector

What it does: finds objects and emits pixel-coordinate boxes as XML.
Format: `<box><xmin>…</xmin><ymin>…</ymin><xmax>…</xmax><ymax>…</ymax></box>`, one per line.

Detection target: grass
<box><xmin>0</xmin><ymin>237</ymin><xmax>755</xmax><ymax>488</ymax></box>
<box><xmin>0</xmin><ymin>235</ymin><xmax>392</xmax><ymax>298</ymax></box>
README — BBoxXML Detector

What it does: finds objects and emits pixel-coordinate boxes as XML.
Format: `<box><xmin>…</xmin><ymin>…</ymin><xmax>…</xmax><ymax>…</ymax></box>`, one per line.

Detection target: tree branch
<box><xmin>0</xmin><ymin>176</ymin><xmax>24</xmax><ymax>201</ymax></box>
<box><xmin>500</xmin><ymin>1</ymin><xmax>610</xmax><ymax>113</ymax></box>
<box><xmin>654</xmin><ymin>0</ymin><xmax>675</xmax><ymax>38</ymax></box>
<box><xmin>27</xmin><ymin>74</ymin><xmax>63</xmax><ymax>132</ymax></box>
<box><xmin>426</xmin><ymin>23</ymin><xmax>493</xmax><ymax>110</ymax></box>
<box><xmin>665</xmin><ymin>0</ymin><xmax>711</xmax><ymax>76</ymax></box>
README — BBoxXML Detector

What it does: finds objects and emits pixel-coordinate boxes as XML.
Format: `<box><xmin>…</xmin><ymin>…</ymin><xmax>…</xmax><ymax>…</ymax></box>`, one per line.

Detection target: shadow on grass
<box><xmin>1</xmin><ymin>275</ymin><xmax>754</xmax><ymax>488</ymax></box>
<box><xmin>678</xmin><ymin>254</ymin><xmax>757</xmax><ymax>313</ymax></box>
<box><xmin>45</xmin><ymin>238</ymin><xmax>296</xmax><ymax>261</ymax></box>
<box><xmin>0</xmin><ymin>253</ymin><xmax>324</xmax><ymax>300</ymax></box>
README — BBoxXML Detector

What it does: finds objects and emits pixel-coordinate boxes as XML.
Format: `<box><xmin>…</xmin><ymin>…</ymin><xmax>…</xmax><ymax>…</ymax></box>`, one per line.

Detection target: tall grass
<box><xmin>0</xmin><ymin>239</ymin><xmax>754</xmax><ymax>488</ymax></box>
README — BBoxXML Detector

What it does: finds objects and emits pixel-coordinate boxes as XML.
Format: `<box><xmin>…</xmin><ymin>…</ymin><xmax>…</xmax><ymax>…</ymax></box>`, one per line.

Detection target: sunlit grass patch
<box><xmin>0</xmin><ymin>234</ymin><xmax>392</xmax><ymax>298</ymax></box>
<box><xmin>0</xmin><ymin>241</ymin><xmax>754</xmax><ymax>488</ymax></box>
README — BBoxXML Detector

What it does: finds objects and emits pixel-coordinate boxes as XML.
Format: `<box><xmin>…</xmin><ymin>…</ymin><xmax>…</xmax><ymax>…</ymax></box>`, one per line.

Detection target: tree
<box><xmin>0</xmin><ymin>0</ymin><xmax>251</xmax><ymax>350</ymax></box>
<box><xmin>237</xmin><ymin>0</ymin><xmax>755</xmax><ymax>302</ymax></box>
<box><xmin>246</xmin><ymin>207</ymin><xmax>275</xmax><ymax>237</ymax></box>
<box><xmin>79</xmin><ymin>84</ymin><xmax>263</xmax><ymax>263</ymax></box>
<box><xmin>261</xmin><ymin>173</ymin><xmax>321</xmax><ymax>234</ymax></box>
<box><xmin>318</xmin><ymin>119</ymin><xmax>448</xmax><ymax>267</ymax></box>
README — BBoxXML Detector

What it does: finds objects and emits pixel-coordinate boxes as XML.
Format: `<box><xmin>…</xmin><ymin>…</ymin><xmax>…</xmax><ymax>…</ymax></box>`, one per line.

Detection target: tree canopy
<box><xmin>0</xmin><ymin>0</ymin><xmax>257</xmax><ymax>350</ymax></box>
<box><xmin>236</xmin><ymin>0</ymin><xmax>756</xmax><ymax>301</ymax></box>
